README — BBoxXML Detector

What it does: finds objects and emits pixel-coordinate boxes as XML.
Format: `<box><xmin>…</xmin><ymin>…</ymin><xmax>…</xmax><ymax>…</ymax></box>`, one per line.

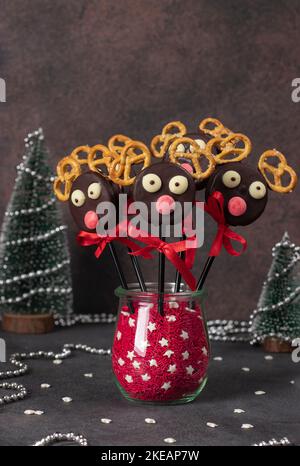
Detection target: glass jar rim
<box><xmin>115</xmin><ymin>282</ymin><xmax>205</xmax><ymax>300</ymax></box>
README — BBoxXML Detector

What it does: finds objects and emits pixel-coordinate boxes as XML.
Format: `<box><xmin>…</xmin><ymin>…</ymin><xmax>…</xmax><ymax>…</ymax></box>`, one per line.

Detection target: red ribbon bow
<box><xmin>204</xmin><ymin>191</ymin><xmax>247</xmax><ymax>257</ymax></box>
<box><xmin>77</xmin><ymin>229</ymin><xmax>152</xmax><ymax>260</ymax></box>
<box><xmin>129</xmin><ymin>229</ymin><xmax>197</xmax><ymax>291</ymax></box>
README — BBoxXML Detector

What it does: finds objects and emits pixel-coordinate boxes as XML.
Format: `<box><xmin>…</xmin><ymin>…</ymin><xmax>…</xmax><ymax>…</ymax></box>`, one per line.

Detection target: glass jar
<box><xmin>112</xmin><ymin>283</ymin><xmax>209</xmax><ymax>404</ymax></box>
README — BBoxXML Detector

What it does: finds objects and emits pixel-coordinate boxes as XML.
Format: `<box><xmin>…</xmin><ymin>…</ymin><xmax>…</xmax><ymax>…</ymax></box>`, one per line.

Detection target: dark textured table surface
<box><xmin>0</xmin><ymin>324</ymin><xmax>299</xmax><ymax>446</ymax></box>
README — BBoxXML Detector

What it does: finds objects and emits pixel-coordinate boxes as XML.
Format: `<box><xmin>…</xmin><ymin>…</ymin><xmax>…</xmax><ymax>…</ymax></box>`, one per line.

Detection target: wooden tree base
<box><xmin>263</xmin><ymin>337</ymin><xmax>292</xmax><ymax>353</ymax></box>
<box><xmin>1</xmin><ymin>313</ymin><xmax>54</xmax><ymax>334</ymax></box>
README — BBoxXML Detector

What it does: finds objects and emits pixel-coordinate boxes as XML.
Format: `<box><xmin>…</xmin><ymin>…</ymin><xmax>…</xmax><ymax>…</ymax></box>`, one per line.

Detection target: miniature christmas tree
<box><xmin>0</xmin><ymin>129</ymin><xmax>73</xmax><ymax>333</ymax></box>
<box><xmin>250</xmin><ymin>232</ymin><xmax>300</xmax><ymax>352</ymax></box>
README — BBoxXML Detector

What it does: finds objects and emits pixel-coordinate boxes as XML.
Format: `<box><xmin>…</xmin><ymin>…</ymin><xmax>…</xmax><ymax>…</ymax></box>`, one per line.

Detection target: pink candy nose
<box><xmin>155</xmin><ymin>195</ymin><xmax>176</xmax><ymax>215</ymax></box>
<box><xmin>227</xmin><ymin>196</ymin><xmax>247</xmax><ymax>217</ymax></box>
<box><xmin>84</xmin><ymin>211</ymin><xmax>98</xmax><ymax>229</ymax></box>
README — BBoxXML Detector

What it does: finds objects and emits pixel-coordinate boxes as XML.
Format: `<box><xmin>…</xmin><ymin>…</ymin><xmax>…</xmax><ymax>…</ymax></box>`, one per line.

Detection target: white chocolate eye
<box><xmin>71</xmin><ymin>189</ymin><xmax>85</xmax><ymax>207</ymax></box>
<box><xmin>222</xmin><ymin>170</ymin><xmax>241</xmax><ymax>188</ymax></box>
<box><xmin>169</xmin><ymin>175</ymin><xmax>189</xmax><ymax>195</ymax></box>
<box><xmin>177</xmin><ymin>143</ymin><xmax>185</xmax><ymax>153</ymax></box>
<box><xmin>190</xmin><ymin>139</ymin><xmax>206</xmax><ymax>152</ymax></box>
<box><xmin>249</xmin><ymin>181</ymin><xmax>266</xmax><ymax>199</ymax></box>
<box><xmin>142</xmin><ymin>173</ymin><xmax>162</xmax><ymax>193</ymax></box>
<box><xmin>88</xmin><ymin>182</ymin><xmax>102</xmax><ymax>200</ymax></box>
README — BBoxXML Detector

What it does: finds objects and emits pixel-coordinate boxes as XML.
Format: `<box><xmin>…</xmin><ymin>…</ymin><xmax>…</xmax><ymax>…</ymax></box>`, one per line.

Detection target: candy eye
<box><xmin>177</xmin><ymin>143</ymin><xmax>185</xmax><ymax>153</ymax></box>
<box><xmin>222</xmin><ymin>170</ymin><xmax>241</xmax><ymax>188</ymax></box>
<box><xmin>190</xmin><ymin>139</ymin><xmax>206</xmax><ymax>152</ymax></box>
<box><xmin>249</xmin><ymin>181</ymin><xmax>267</xmax><ymax>199</ymax></box>
<box><xmin>71</xmin><ymin>189</ymin><xmax>85</xmax><ymax>207</ymax></box>
<box><xmin>169</xmin><ymin>175</ymin><xmax>189</xmax><ymax>195</ymax></box>
<box><xmin>88</xmin><ymin>182</ymin><xmax>102</xmax><ymax>200</ymax></box>
<box><xmin>142</xmin><ymin>173</ymin><xmax>162</xmax><ymax>193</ymax></box>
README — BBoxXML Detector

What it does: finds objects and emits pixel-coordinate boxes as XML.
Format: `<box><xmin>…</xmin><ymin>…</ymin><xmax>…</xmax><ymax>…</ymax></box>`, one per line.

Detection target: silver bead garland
<box><xmin>5</xmin><ymin>197</ymin><xmax>56</xmax><ymax>217</ymax></box>
<box><xmin>253</xmin><ymin>437</ymin><xmax>291</xmax><ymax>446</ymax></box>
<box><xmin>0</xmin><ymin>259</ymin><xmax>70</xmax><ymax>286</ymax></box>
<box><xmin>0</xmin><ymin>286</ymin><xmax>72</xmax><ymax>304</ymax></box>
<box><xmin>33</xmin><ymin>432</ymin><xmax>88</xmax><ymax>447</ymax></box>
<box><xmin>4</xmin><ymin>225</ymin><xmax>67</xmax><ymax>246</ymax></box>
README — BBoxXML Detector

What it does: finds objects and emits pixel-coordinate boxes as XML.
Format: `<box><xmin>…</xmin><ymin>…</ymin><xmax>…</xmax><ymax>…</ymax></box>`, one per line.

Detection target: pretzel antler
<box><xmin>87</xmin><ymin>144</ymin><xmax>118</xmax><ymax>174</ymax></box>
<box><xmin>258</xmin><ymin>150</ymin><xmax>298</xmax><ymax>193</ymax></box>
<box><xmin>199</xmin><ymin>117</ymin><xmax>232</xmax><ymax>139</ymax></box>
<box><xmin>108</xmin><ymin>134</ymin><xmax>132</xmax><ymax>154</ymax></box>
<box><xmin>169</xmin><ymin>137</ymin><xmax>216</xmax><ymax>181</ymax></box>
<box><xmin>151</xmin><ymin>121</ymin><xmax>187</xmax><ymax>158</ymax></box>
<box><xmin>54</xmin><ymin>156</ymin><xmax>82</xmax><ymax>201</ymax></box>
<box><xmin>109</xmin><ymin>140</ymin><xmax>151</xmax><ymax>186</ymax></box>
<box><xmin>206</xmin><ymin>133</ymin><xmax>252</xmax><ymax>164</ymax></box>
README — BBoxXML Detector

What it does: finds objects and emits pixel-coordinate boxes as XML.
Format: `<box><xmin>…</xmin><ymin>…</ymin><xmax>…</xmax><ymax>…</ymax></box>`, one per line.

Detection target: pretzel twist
<box><xmin>151</xmin><ymin>121</ymin><xmax>187</xmax><ymax>158</ymax></box>
<box><xmin>109</xmin><ymin>140</ymin><xmax>151</xmax><ymax>186</ymax></box>
<box><xmin>258</xmin><ymin>150</ymin><xmax>298</xmax><ymax>193</ymax></box>
<box><xmin>206</xmin><ymin>133</ymin><xmax>252</xmax><ymax>164</ymax></box>
<box><xmin>54</xmin><ymin>156</ymin><xmax>81</xmax><ymax>201</ymax></box>
<box><xmin>87</xmin><ymin>144</ymin><xmax>117</xmax><ymax>174</ymax></box>
<box><xmin>108</xmin><ymin>134</ymin><xmax>132</xmax><ymax>154</ymax></box>
<box><xmin>169</xmin><ymin>137</ymin><xmax>216</xmax><ymax>181</ymax></box>
<box><xmin>69</xmin><ymin>145</ymin><xmax>90</xmax><ymax>165</ymax></box>
<box><xmin>199</xmin><ymin>117</ymin><xmax>232</xmax><ymax>139</ymax></box>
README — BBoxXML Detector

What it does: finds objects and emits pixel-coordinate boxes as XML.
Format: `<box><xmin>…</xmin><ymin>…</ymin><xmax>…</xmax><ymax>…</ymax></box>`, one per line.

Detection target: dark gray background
<box><xmin>0</xmin><ymin>0</ymin><xmax>299</xmax><ymax>319</ymax></box>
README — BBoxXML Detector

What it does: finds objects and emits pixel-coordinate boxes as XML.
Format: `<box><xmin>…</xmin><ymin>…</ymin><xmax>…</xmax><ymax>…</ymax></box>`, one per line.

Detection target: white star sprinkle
<box><xmin>84</xmin><ymin>373</ymin><xmax>94</xmax><ymax>378</ymax></box>
<box><xmin>121</xmin><ymin>310</ymin><xmax>130</xmax><ymax>316</ymax></box>
<box><xmin>180</xmin><ymin>330</ymin><xmax>189</xmax><ymax>340</ymax></box>
<box><xmin>24</xmin><ymin>409</ymin><xmax>44</xmax><ymax>415</ymax></box>
<box><xmin>166</xmin><ymin>315</ymin><xmax>176</xmax><ymax>322</ymax></box>
<box><xmin>117</xmin><ymin>331</ymin><xmax>122</xmax><ymax>340</ymax></box>
<box><xmin>164</xmin><ymin>350</ymin><xmax>174</xmax><ymax>358</ymax></box>
<box><xmin>118</xmin><ymin>358</ymin><xmax>125</xmax><ymax>366</ymax></box>
<box><xmin>128</xmin><ymin>318</ymin><xmax>135</xmax><ymax>327</ymax></box>
<box><xmin>167</xmin><ymin>364</ymin><xmax>177</xmax><ymax>374</ymax></box>
<box><xmin>141</xmin><ymin>373</ymin><xmax>151</xmax><ymax>381</ymax></box>
<box><xmin>127</xmin><ymin>351</ymin><xmax>135</xmax><ymax>361</ymax></box>
<box><xmin>133</xmin><ymin>360</ymin><xmax>141</xmax><ymax>369</ymax></box>
<box><xmin>202</xmin><ymin>346</ymin><xmax>208</xmax><ymax>356</ymax></box>
<box><xmin>207</xmin><ymin>422</ymin><xmax>218</xmax><ymax>428</ymax></box>
<box><xmin>241</xmin><ymin>424</ymin><xmax>254</xmax><ymax>429</ymax></box>
<box><xmin>35</xmin><ymin>410</ymin><xmax>44</xmax><ymax>416</ymax></box>
<box><xmin>125</xmin><ymin>375</ymin><xmax>133</xmax><ymax>383</ymax></box>
<box><xmin>213</xmin><ymin>356</ymin><xmax>223</xmax><ymax>361</ymax></box>
<box><xmin>264</xmin><ymin>355</ymin><xmax>273</xmax><ymax>360</ymax></box>
<box><xmin>147</xmin><ymin>322</ymin><xmax>156</xmax><ymax>332</ymax></box>
<box><xmin>234</xmin><ymin>409</ymin><xmax>245</xmax><ymax>414</ymax></box>
<box><xmin>62</xmin><ymin>397</ymin><xmax>72</xmax><ymax>403</ymax></box>
<box><xmin>242</xmin><ymin>367</ymin><xmax>250</xmax><ymax>372</ymax></box>
<box><xmin>186</xmin><ymin>365</ymin><xmax>195</xmax><ymax>375</ymax></box>
<box><xmin>145</xmin><ymin>418</ymin><xmax>156</xmax><ymax>424</ymax></box>
<box><xmin>255</xmin><ymin>391</ymin><xmax>266</xmax><ymax>395</ymax></box>
<box><xmin>164</xmin><ymin>437</ymin><xmax>176</xmax><ymax>443</ymax></box>
<box><xmin>161</xmin><ymin>381</ymin><xmax>171</xmax><ymax>391</ymax></box>
<box><xmin>159</xmin><ymin>337</ymin><xmax>168</xmax><ymax>347</ymax></box>
<box><xmin>101</xmin><ymin>418</ymin><xmax>112</xmax><ymax>424</ymax></box>
<box><xmin>185</xmin><ymin>307</ymin><xmax>196</xmax><ymax>313</ymax></box>
<box><xmin>182</xmin><ymin>351</ymin><xmax>189</xmax><ymax>360</ymax></box>
<box><xmin>290</xmin><ymin>380</ymin><xmax>295</xmax><ymax>384</ymax></box>
<box><xmin>40</xmin><ymin>383</ymin><xmax>51</xmax><ymax>388</ymax></box>
<box><xmin>149</xmin><ymin>359</ymin><xmax>158</xmax><ymax>367</ymax></box>
<box><xmin>169</xmin><ymin>301</ymin><xmax>179</xmax><ymax>309</ymax></box>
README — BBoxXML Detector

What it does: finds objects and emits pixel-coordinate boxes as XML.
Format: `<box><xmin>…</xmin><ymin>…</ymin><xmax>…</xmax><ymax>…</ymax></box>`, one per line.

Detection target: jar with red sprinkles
<box><xmin>112</xmin><ymin>283</ymin><xmax>209</xmax><ymax>404</ymax></box>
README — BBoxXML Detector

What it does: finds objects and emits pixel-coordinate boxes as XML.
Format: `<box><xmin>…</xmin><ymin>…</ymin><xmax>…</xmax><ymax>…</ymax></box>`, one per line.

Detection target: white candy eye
<box><xmin>169</xmin><ymin>175</ymin><xmax>189</xmax><ymax>195</ymax></box>
<box><xmin>249</xmin><ymin>181</ymin><xmax>266</xmax><ymax>199</ymax></box>
<box><xmin>88</xmin><ymin>182</ymin><xmax>102</xmax><ymax>200</ymax></box>
<box><xmin>71</xmin><ymin>189</ymin><xmax>85</xmax><ymax>207</ymax></box>
<box><xmin>142</xmin><ymin>173</ymin><xmax>162</xmax><ymax>193</ymax></box>
<box><xmin>222</xmin><ymin>170</ymin><xmax>241</xmax><ymax>188</ymax></box>
<box><xmin>177</xmin><ymin>143</ymin><xmax>185</xmax><ymax>153</ymax></box>
<box><xmin>190</xmin><ymin>139</ymin><xmax>206</xmax><ymax>152</ymax></box>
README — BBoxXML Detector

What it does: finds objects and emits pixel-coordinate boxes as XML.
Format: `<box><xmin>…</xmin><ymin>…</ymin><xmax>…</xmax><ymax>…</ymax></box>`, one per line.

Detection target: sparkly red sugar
<box><xmin>112</xmin><ymin>299</ymin><xmax>209</xmax><ymax>402</ymax></box>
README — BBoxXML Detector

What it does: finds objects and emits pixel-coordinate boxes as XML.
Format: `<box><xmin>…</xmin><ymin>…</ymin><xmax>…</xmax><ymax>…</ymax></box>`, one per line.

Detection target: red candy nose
<box><xmin>227</xmin><ymin>196</ymin><xmax>247</xmax><ymax>217</ymax></box>
<box><xmin>84</xmin><ymin>211</ymin><xmax>98</xmax><ymax>229</ymax></box>
<box><xmin>155</xmin><ymin>195</ymin><xmax>176</xmax><ymax>215</ymax></box>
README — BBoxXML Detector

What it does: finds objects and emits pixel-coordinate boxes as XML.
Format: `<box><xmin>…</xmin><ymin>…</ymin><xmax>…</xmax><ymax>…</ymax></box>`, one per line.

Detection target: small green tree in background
<box><xmin>250</xmin><ymin>232</ymin><xmax>300</xmax><ymax>349</ymax></box>
<box><xmin>0</xmin><ymin>129</ymin><xmax>73</xmax><ymax>316</ymax></box>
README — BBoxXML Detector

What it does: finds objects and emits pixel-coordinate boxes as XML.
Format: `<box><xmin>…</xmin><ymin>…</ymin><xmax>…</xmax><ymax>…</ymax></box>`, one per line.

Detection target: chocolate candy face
<box><xmin>69</xmin><ymin>171</ymin><xmax>117</xmax><ymax>231</ymax></box>
<box><xmin>133</xmin><ymin>161</ymin><xmax>196</xmax><ymax>225</ymax></box>
<box><xmin>205</xmin><ymin>162</ymin><xmax>268</xmax><ymax>226</ymax></box>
